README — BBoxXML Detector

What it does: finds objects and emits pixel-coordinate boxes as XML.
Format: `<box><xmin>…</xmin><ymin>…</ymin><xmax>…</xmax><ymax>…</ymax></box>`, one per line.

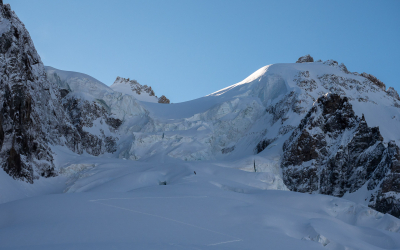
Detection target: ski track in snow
<box><xmin>89</xmin><ymin>196</ymin><xmax>207</xmax><ymax>202</ymax></box>
<box><xmin>206</xmin><ymin>239</ymin><xmax>243</xmax><ymax>246</ymax></box>
<box><xmin>91</xmin><ymin>197</ymin><xmax>243</xmax><ymax>247</ymax></box>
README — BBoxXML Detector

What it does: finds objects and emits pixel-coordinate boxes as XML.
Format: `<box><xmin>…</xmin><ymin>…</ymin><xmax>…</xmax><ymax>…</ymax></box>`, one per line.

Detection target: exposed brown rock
<box><xmin>158</xmin><ymin>95</ymin><xmax>170</xmax><ymax>104</ymax></box>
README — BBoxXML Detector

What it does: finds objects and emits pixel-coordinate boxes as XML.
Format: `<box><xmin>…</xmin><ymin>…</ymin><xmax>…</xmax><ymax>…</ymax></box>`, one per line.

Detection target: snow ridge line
<box><xmin>92</xmin><ymin>200</ymin><xmax>243</xmax><ymax>246</ymax></box>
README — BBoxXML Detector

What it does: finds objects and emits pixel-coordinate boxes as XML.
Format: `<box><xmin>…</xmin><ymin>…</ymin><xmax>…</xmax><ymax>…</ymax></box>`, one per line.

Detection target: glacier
<box><xmin>1</xmin><ymin>1</ymin><xmax>400</xmax><ymax>249</ymax></box>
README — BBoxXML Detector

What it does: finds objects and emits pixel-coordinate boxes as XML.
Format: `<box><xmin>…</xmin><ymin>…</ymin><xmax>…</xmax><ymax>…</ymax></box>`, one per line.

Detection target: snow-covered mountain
<box><xmin>103</xmin><ymin>54</ymin><xmax>399</xmax><ymax>218</ymax></box>
<box><xmin>0</xmin><ymin>2</ymin><xmax>121</xmax><ymax>184</ymax></box>
<box><xmin>1</xmin><ymin>2</ymin><xmax>400</xmax><ymax>249</ymax></box>
<box><xmin>45</xmin><ymin>53</ymin><xmax>400</xmax><ymax>219</ymax></box>
<box><xmin>0</xmin><ymin>2</ymin><xmax>70</xmax><ymax>183</ymax></box>
<box><xmin>110</xmin><ymin>76</ymin><xmax>170</xmax><ymax>104</ymax></box>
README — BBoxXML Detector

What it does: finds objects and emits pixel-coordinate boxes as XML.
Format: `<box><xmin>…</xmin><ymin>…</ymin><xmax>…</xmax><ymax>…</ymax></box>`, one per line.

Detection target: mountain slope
<box><xmin>0</xmin><ymin>2</ymin><xmax>66</xmax><ymax>182</ymax></box>
<box><xmin>0</xmin><ymin>2</ymin><xmax>120</xmax><ymax>184</ymax></box>
<box><xmin>110</xmin><ymin>56</ymin><xmax>400</xmax><ymax>217</ymax></box>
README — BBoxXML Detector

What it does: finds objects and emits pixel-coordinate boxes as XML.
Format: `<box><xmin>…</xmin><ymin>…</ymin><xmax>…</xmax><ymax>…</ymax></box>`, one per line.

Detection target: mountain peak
<box><xmin>114</xmin><ymin>76</ymin><xmax>155</xmax><ymax>96</ymax></box>
<box><xmin>296</xmin><ymin>54</ymin><xmax>314</xmax><ymax>63</ymax></box>
<box><xmin>111</xmin><ymin>76</ymin><xmax>170</xmax><ymax>104</ymax></box>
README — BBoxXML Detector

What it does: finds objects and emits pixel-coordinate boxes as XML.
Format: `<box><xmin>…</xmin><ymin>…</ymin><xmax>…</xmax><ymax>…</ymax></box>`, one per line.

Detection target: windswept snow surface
<box><xmin>1</xmin><ymin>151</ymin><xmax>400</xmax><ymax>250</ymax></box>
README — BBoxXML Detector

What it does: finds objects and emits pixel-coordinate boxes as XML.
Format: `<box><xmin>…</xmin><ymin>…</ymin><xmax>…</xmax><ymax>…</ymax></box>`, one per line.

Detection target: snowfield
<box><xmin>1</xmin><ymin>148</ymin><xmax>400</xmax><ymax>250</ymax></box>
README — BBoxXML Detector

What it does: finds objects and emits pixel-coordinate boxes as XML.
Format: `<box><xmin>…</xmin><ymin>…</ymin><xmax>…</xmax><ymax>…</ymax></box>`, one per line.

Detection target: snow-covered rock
<box><xmin>387</xmin><ymin>86</ymin><xmax>400</xmax><ymax>101</ymax></box>
<box><xmin>0</xmin><ymin>3</ymin><xmax>119</xmax><ymax>184</ymax></box>
<box><xmin>0</xmin><ymin>2</ymin><xmax>64</xmax><ymax>183</ymax></box>
<box><xmin>296</xmin><ymin>54</ymin><xmax>314</xmax><ymax>63</ymax></box>
<box><xmin>110</xmin><ymin>76</ymin><xmax>170</xmax><ymax>104</ymax></box>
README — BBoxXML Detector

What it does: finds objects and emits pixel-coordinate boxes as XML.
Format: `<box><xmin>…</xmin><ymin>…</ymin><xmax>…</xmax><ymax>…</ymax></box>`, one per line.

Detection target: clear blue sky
<box><xmin>6</xmin><ymin>0</ymin><xmax>400</xmax><ymax>103</ymax></box>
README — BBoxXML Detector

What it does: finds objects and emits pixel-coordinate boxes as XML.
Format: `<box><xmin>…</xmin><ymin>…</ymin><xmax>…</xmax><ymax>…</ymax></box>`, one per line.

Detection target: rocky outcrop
<box><xmin>114</xmin><ymin>77</ymin><xmax>155</xmax><ymax>96</ymax></box>
<box><xmin>296</xmin><ymin>54</ymin><xmax>314</xmax><ymax>63</ymax></box>
<box><xmin>255</xmin><ymin>138</ymin><xmax>276</xmax><ymax>154</ymax></box>
<box><xmin>0</xmin><ymin>2</ymin><xmax>65</xmax><ymax>183</ymax></box>
<box><xmin>361</xmin><ymin>72</ymin><xmax>386</xmax><ymax>91</ymax></box>
<box><xmin>0</xmin><ymin>3</ymin><xmax>119</xmax><ymax>183</ymax></box>
<box><xmin>294</xmin><ymin>71</ymin><xmax>317</xmax><ymax>92</ymax></box>
<box><xmin>158</xmin><ymin>95</ymin><xmax>170</xmax><ymax>104</ymax></box>
<box><xmin>62</xmin><ymin>95</ymin><xmax>119</xmax><ymax>155</ymax></box>
<box><xmin>367</xmin><ymin>141</ymin><xmax>400</xmax><ymax>217</ymax></box>
<box><xmin>112</xmin><ymin>76</ymin><xmax>170</xmax><ymax>104</ymax></box>
<box><xmin>281</xmin><ymin>93</ymin><xmax>400</xmax><ymax>217</ymax></box>
<box><xmin>386</xmin><ymin>87</ymin><xmax>400</xmax><ymax>101</ymax></box>
<box><xmin>266</xmin><ymin>91</ymin><xmax>306</xmax><ymax>124</ymax></box>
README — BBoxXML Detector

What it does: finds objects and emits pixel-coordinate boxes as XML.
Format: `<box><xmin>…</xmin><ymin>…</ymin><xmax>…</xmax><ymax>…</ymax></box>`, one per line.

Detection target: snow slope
<box><xmin>1</xmin><ymin>152</ymin><xmax>400</xmax><ymax>250</ymax></box>
<box><xmin>45</xmin><ymin>66</ymin><xmax>148</xmax><ymax>121</ymax></box>
<box><xmin>45</xmin><ymin>66</ymin><xmax>113</xmax><ymax>96</ymax></box>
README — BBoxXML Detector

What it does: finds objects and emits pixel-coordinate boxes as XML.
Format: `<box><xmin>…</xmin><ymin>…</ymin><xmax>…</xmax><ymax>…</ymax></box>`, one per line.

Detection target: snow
<box><xmin>125</xmin><ymin>61</ymin><xmax>400</xmax><ymax>163</ymax></box>
<box><xmin>45</xmin><ymin>66</ymin><xmax>149</xmax><ymax>122</ymax></box>
<box><xmin>1</xmin><ymin>152</ymin><xmax>400</xmax><ymax>250</ymax></box>
<box><xmin>45</xmin><ymin>66</ymin><xmax>113</xmax><ymax>96</ymax></box>
<box><xmin>2</xmin><ymin>60</ymin><xmax>400</xmax><ymax>249</ymax></box>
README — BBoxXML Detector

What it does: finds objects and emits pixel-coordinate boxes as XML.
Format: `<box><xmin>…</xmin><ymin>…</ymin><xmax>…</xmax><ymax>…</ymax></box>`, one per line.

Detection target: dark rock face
<box><xmin>255</xmin><ymin>138</ymin><xmax>276</xmax><ymax>154</ymax></box>
<box><xmin>59</xmin><ymin>89</ymin><xmax>70</xmax><ymax>98</ymax></box>
<box><xmin>281</xmin><ymin>93</ymin><xmax>400</xmax><ymax>217</ymax></box>
<box><xmin>0</xmin><ymin>3</ymin><xmax>120</xmax><ymax>183</ymax></box>
<box><xmin>296</xmin><ymin>54</ymin><xmax>314</xmax><ymax>63</ymax></box>
<box><xmin>106</xmin><ymin>117</ymin><xmax>122</xmax><ymax>130</ymax></box>
<box><xmin>0</xmin><ymin>3</ymin><xmax>61</xmax><ymax>182</ymax></box>
<box><xmin>221</xmin><ymin>145</ymin><xmax>235</xmax><ymax>154</ymax></box>
<box><xmin>62</xmin><ymin>96</ymin><xmax>119</xmax><ymax>155</ymax></box>
<box><xmin>368</xmin><ymin>141</ymin><xmax>400</xmax><ymax>217</ymax></box>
